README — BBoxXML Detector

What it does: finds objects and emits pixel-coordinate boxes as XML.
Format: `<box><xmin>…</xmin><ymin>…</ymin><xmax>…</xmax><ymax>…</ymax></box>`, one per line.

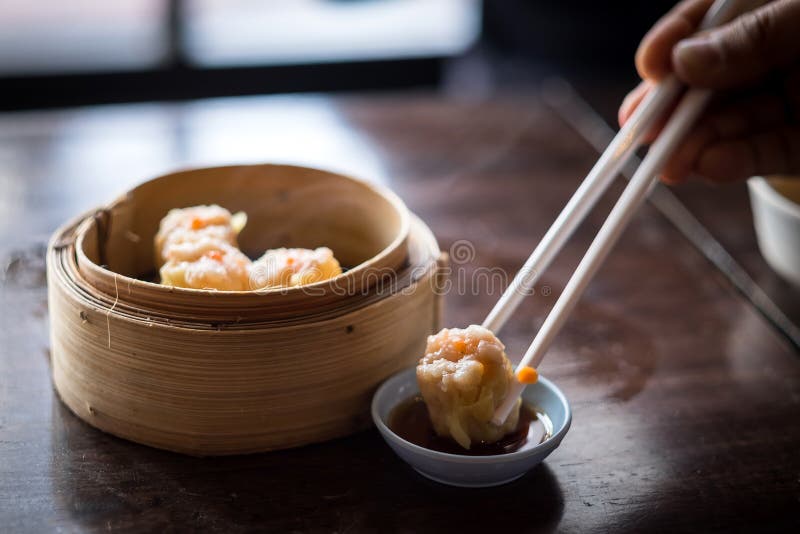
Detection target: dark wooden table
<box><xmin>2</xmin><ymin>90</ymin><xmax>799</xmax><ymax>532</ymax></box>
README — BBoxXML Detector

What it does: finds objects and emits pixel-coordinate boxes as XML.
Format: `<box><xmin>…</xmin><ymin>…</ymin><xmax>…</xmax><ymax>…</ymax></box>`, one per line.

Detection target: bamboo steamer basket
<box><xmin>47</xmin><ymin>164</ymin><xmax>447</xmax><ymax>456</ymax></box>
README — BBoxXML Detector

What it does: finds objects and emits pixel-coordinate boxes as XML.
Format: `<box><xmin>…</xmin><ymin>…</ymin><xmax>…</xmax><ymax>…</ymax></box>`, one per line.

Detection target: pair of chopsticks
<box><xmin>489</xmin><ymin>0</ymin><xmax>757</xmax><ymax>426</ymax></box>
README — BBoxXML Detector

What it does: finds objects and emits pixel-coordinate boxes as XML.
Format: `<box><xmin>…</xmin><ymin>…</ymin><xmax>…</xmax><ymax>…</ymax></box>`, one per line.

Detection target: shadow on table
<box><xmin>517</xmin><ymin>298</ymin><xmax>660</xmax><ymax>403</ymax></box>
<box><xmin>50</xmin><ymin>396</ymin><xmax>564</xmax><ymax>532</ymax></box>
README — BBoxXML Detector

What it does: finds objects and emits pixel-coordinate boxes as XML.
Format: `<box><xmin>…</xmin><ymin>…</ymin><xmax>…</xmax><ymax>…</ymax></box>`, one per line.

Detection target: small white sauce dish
<box><xmin>371</xmin><ymin>367</ymin><xmax>572</xmax><ymax>488</ymax></box>
<box><xmin>748</xmin><ymin>176</ymin><xmax>800</xmax><ymax>287</ymax></box>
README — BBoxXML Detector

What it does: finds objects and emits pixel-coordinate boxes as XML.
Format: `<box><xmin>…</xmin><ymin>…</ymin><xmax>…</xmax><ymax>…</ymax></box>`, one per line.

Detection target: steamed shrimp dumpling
<box><xmin>159</xmin><ymin>243</ymin><xmax>252</xmax><ymax>291</ymax></box>
<box><xmin>152</xmin><ymin>205</ymin><xmax>343</xmax><ymax>291</ymax></box>
<box><xmin>154</xmin><ymin>205</ymin><xmax>246</xmax><ymax>267</ymax></box>
<box><xmin>416</xmin><ymin>325</ymin><xmax>520</xmax><ymax>449</ymax></box>
<box><xmin>250</xmin><ymin>247</ymin><xmax>342</xmax><ymax>289</ymax></box>
<box><xmin>160</xmin><ymin>226</ymin><xmax>238</xmax><ymax>264</ymax></box>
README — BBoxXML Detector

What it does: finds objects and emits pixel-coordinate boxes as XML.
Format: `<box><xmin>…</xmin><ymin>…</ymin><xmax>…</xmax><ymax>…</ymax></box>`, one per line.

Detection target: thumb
<box><xmin>672</xmin><ymin>0</ymin><xmax>800</xmax><ymax>89</ymax></box>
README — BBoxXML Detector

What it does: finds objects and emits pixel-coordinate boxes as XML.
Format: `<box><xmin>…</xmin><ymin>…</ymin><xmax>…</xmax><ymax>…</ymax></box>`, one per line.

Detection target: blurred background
<box><xmin>1</xmin><ymin>0</ymin><xmax>675</xmax><ymax>111</ymax></box>
<box><xmin>0</xmin><ymin>0</ymin><xmax>686</xmax><ymax>246</ymax></box>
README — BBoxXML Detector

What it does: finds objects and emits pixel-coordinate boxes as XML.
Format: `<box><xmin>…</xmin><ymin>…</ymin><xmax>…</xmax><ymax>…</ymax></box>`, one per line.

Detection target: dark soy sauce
<box><xmin>388</xmin><ymin>396</ymin><xmax>552</xmax><ymax>456</ymax></box>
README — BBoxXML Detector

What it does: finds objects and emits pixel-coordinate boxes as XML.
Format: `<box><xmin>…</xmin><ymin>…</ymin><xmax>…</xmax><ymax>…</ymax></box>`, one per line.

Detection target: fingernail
<box><xmin>660</xmin><ymin>173</ymin><xmax>683</xmax><ymax>185</ymax></box>
<box><xmin>674</xmin><ymin>37</ymin><xmax>722</xmax><ymax>76</ymax></box>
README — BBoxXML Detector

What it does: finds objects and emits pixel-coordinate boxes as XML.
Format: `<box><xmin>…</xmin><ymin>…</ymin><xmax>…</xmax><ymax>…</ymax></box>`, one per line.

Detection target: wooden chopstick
<box><xmin>483</xmin><ymin>0</ymin><xmax>755</xmax><ymax>335</ymax></box>
<box><xmin>482</xmin><ymin>77</ymin><xmax>682</xmax><ymax>333</ymax></box>
<box><xmin>544</xmin><ymin>77</ymin><xmax>800</xmax><ymax>350</ymax></box>
<box><xmin>490</xmin><ymin>0</ymin><xmax>756</xmax><ymax>425</ymax></box>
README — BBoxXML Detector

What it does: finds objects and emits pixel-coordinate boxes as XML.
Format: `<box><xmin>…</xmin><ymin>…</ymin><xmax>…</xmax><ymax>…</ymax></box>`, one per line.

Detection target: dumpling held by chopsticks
<box><xmin>416</xmin><ymin>325</ymin><xmax>520</xmax><ymax>449</ymax></box>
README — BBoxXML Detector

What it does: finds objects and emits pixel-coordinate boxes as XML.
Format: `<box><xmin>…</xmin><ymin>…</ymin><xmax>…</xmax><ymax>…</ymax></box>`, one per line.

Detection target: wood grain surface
<box><xmin>1</xmin><ymin>91</ymin><xmax>798</xmax><ymax>532</ymax></box>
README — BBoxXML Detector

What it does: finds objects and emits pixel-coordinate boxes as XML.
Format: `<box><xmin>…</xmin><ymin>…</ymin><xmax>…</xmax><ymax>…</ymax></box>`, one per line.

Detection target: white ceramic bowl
<box><xmin>371</xmin><ymin>367</ymin><xmax>571</xmax><ymax>488</ymax></box>
<box><xmin>748</xmin><ymin>176</ymin><xmax>800</xmax><ymax>287</ymax></box>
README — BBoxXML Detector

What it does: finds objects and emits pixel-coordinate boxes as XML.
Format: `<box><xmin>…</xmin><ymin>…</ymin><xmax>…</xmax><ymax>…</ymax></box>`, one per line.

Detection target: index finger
<box><xmin>636</xmin><ymin>0</ymin><xmax>714</xmax><ymax>80</ymax></box>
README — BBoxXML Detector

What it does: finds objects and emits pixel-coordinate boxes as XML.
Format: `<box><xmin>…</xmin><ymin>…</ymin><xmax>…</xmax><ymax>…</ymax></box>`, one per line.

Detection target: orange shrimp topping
<box><xmin>452</xmin><ymin>339</ymin><xmax>467</xmax><ymax>353</ymax></box>
<box><xmin>190</xmin><ymin>217</ymin><xmax>204</xmax><ymax>230</ymax></box>
<box><xmin>517</xmin><ymin>366</ymin><xmax>538</xmax><ymax>384</ymax></box>
<box><xmin>206</xmin><ymin>250</ymin><xmax>224</xmax><ymax>262</ymax></box>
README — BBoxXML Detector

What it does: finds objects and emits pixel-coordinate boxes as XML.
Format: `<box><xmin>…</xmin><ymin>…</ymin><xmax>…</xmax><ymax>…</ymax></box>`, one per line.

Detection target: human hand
<box><xmin>618</xmin><ymin>0</ymin><xmax>800</xmax><ymax>184</ymax></box>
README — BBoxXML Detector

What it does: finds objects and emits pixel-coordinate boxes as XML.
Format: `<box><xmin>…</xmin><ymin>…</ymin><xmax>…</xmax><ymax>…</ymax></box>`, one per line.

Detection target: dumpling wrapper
<box><xmin>249</xmin><ymin>247</ymin><xmax>342</xmax><ymax>289</ymax></box>
<box><xmin>159</xmin><ymin>243</ymin><xmax>252</xmax><ymax>291</ymax></box>
<box><xmin>154</xmin><ymin>205</ymin><xmax>246</xmax><ymax>268</ymax></box>
<box><xmin>416</xmin><ymin>325</ymin><xmax>520</xmax><ymax>449</ymax></box>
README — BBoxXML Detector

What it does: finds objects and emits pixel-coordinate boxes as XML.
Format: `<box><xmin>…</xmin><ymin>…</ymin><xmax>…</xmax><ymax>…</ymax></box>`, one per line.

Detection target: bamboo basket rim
<box><xmin>74</xmin><ymin>163</ymin><xmax>411</xmax><ymax>302</ymax></box>
<box><xmin>51</xmin><ymin>213</ymin><xmax>440</xmax><ymax>330</ymax></box>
